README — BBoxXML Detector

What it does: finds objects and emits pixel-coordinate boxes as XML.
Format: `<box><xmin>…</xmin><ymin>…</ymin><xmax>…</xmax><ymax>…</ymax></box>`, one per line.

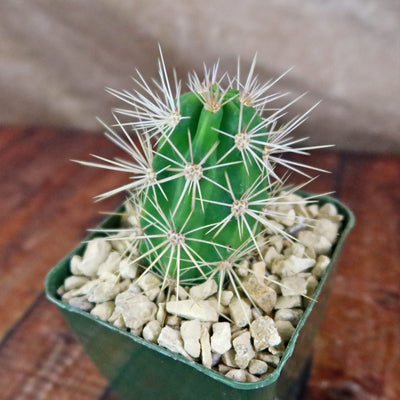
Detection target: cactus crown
<box><xmin>80</xmin><ymin>48</ymin><xmax>329</xmax><ymax>300</ymax></box>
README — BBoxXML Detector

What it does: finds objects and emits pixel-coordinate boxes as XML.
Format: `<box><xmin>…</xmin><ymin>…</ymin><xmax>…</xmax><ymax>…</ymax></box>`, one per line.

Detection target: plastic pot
<box><xmin>45</xmin><ymin>194</ymin><xmax>354</xmax><ymax>400</ymax></box>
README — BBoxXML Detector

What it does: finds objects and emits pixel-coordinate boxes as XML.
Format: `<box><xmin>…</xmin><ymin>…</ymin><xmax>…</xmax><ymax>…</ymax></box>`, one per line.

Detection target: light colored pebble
<box><xmin>319</xmin><ymin>203</ymin><xmax>343</xmax><ymax>222</ymax></box>
<box><xmin>119</xmin><ymin>259</ymin><xmax>138</xmax><ymax>279</ymax></box>
<box><xmin>307</xmin><ymin>204</ymin><xmax>319</xmax><ymax>217</ymax></box>
<box><xmin>202</xmin><ymin>321</ymin><xmax>212</xmax><ymax>332</ymax></box>
<box><xmin>211</xmin><ymin>322</ymin><xmax>231</xmax><ymax>354</ymax></box>
<box><xmin>312</xmin><ymin>255</ymin><xmax>331</xmax><ymax>278</ymax></box>
<box><xmin>64</xmin><ymin>276</ymin><xmax>89</xmax><ymax>291</ymax></box>
<box><xmin>271</xmin><ymin>258</ymin><xmax>284</xmax><ymax>275</ymax></box>
<box><xmin>61</xmin><ymin>288</ymin><xmax>81</xmax><ymax>302</ymax></box>
<box><xmin>243</xmin><ymin>276</ymin><xmax>277</xmax><ymax>313</ymax></box>
<box><xmin>257</xmin><ymin>236</ymin><xmax>269</xmax><ymax>255</ymax></box>
<box><xmin>265</xmin><ymin>274</ymin><xmax>281</xmax><ymax>293</ymax></box>
<box><xmin>231</xmin><ymin>327</ymin><xmax>247</xmax><ymax>340</ymax></box>
<box><xmin>68</xmin><ymin>296</ymin><xmax>93</xmax><ymax>311</ymax></box>
<box><xmin>250</xmin><ymin>316</ymin><xmax>281</xmax><ymax>351</ymax></box>
<box><xmin>233</xmin><ymin>331</ymin><xmax>256</xmax><ymax>369</ymax></box>
<box><xmin>229</xmin><ymin>297</ymin><xmax>252</xmax><ymax>327</ymax></box>
<box><xmin>264</xmin><ymin>220</ymin><xmax>285</xmax><ymax>235</ymax></box>
<box><xmin>318</xmin><ymin>202</ymin><xmax>337</xmax><ymax>217</ymax></box>
<box><xmin>236</xmin><ymin>260</ymin><xmax>250</xmax><ymax>277</ymax></box>
<box><xmin>252</xmin><ymin>307</ymin><xmax>263</xmax><ymax>320</ymax></box>
<box><xmin>189</xmin><ymin>279</ymin><xmax>218</xmax><ymax>300</ymax></box>
<box><xmin>174</xmin><ymin>285</ymin><xmax>189</xmax><ymax>300</ymax></box>
<box><xmin>97</xmin><ymin>251</ymin><xmax>121</xmax><ymax>277</ymax></box>
<box><xmin>156</xmin><ymin>290</ymin><xmax>166</xmax><ymax>303</ymax></box>
<box><xmin>264</xmin><ymin>246</ymin><xmax>280</xmax><ymax>266</ymax></box>
<box><xmin>200</xmin><ymin>323</ymin><xmax>212</xmax><ymax>368</ymax></box>
<box><xmin>246</xmin><ymin>372</ymin><xmax>260</xmax><ymax>382</ymax></box>
<box><xmin>257</xmin><ymin>353</ymin><xmax>280</xmax><ymax>367</ymax></box>
<box><xmin>268</xmin><ymin>342</ymin><xmax>286</xmax><ymax>355</ymax></box>
<box><xmin>274</xmin><ymin>295</ymin><xmax>302</xmax><ymax>309</ymax></box>
<box><xmin>74</xmin><ymin>279</ymin><xmax>99</xmax><ymax>296</ymax></box>
<box><xmin>130</xmin><ymin>326</ymin><xmax>143</xmax><ymax>336</ymax></box>
<box><xmin>118</xmin><ymin>279</ymin><xmax>131</xmax><ymax>293</ymax></box>
<box><xmin>113</xmin><ymin>315</ymin><xmax>126</xmax><ymax>330</ymax></box>
<box><xmin>109</xmin><ymin>236</ymin><xmax>129</xmax><ymax>253</ymax></box>
<box><xmin>275</xmin><ymin>320</ymin><xmax>295</xmax><ymax>343</ymax></box>
<box><xmin>283</xmin><ymin>243</ymin><xmax>305</xmax><ymax>258</ymax></box>
<box><xmin>280</xmin><ymin>255</ymin><xmax>316</xmax><ymax>277</ymax></box>
<box><xmin>127</xmin><ymin>282</ymin><xmax>141</xmax><ymax>293</ymax></box>
<box><xmin>157</xmin><ymin>326</ymin><xmax>189</xmax><ymax>358</ymax></box>
<box><xmin>90</xmin><ymin>301</ymin><xmax>115</xmax><ymax>321</ymax></box>
<box><xmin>166</xmin><ymin>300</ymin><xmax>218</xmax><ymax>322</ymax></box>
<box><xmin>115</xmin><ymin>292</ymin><xmax>157</xmax><ymax>330</ymax></box>
<box><xmin>280</xmin><ymin>276</ymin><xmax>308</xmax><ymax>296</ymax></box>
<box><xmin>225</xmin><ymin>369</ymin><xmax>247</xmax><ymax>382</ymax></box>
<box><xmin>165</xmin><ymin>314</ymin><xmax>181</xmax><ymax>327</ymax></box>
<box><xmin>269</xmin><ymin>235</ymin><xmax>283</xmax><ymax>253</ymax></box>
<box><xmin>57</xmin><ymin>286</ymin><xmax>65</xmax><ymax>297</ymax></box>
<box><xmin>142</xmin><ymin>320</ymin><xmax>162</xmax><ymax>343</ymax></box>
<box><xmin>108</xmin><ymin>309</ymin><xmax>121</xmax><ymax>323</ymax></box>
<box><xmin>249</xmin><ymin>359</ymin><xmax>269</xmax><ymax>375</ymax></box>
<box><xmin>208</xmin><ymin>297</ymin><xmax>229</xmax><ymax>315</ymax></box>
<box><xmin>252</xmin><ymin>261</ymin><xmax>266</xmax><ymax>283</ymax></box>
<box><xmin>279</xmin><ymin>208</ymin><xmax>296</xmax><ymax>226</ymax></box>
<box><xmin>298</xmin><ymin>231</ymin><xmax>332</xmax><ymax>255</ymax></box>
<box><xmin>70</xmin><ymin>255</ymin><xmax>83</xmax><ymax>275</ymax></box>
<box><xmin>180</xmin><ymin>319</ymin><xmax>201</xmax><ymax>358</ymax></box>
<box><xmin>137</xmin><ymin>273</ymin><xmax>161</xmax><ymax>301</ymax></box>
<box><xmin>274</xmin><ymin>308</ymin><xmax>303</xmax><ymax>327</ymax></box>
<box><xmin>314</xmin><ymin>218</ymin><xmax>339</xmax><ymax>243</ymax></box>
<box><xmin>156</xmin><ymin>303</ymin><xmax>166</xmax><ymax>325</ymax></box>
<box><xmin>126</xmin><ymin>210</ymin><xmax>141</xmax><ymax>228</ymax></box>
<box><xmin>220</xmin><ymin>290</ymin><xmax>234</xmax><ymax>306</ymax></box>
<box><xmin>79</xmin><ymin>239</ymin><xmax>111</xmax><ymax>277</ymax></box>
<box><xmin>221</xmin><ymin>349</ymin><xmax>238</xmax><ymax>368</ymax></box>
<box><xmin>218</xmin><ymin>364</ymin><xmax>231</xmax><ymax>374</ymax></box>
<box><xmin>304</xmin><ymin>246</ymin><xmax>317</xmax><ymax>260</ymax></box>
<box><xmin>306</xmin><ymin>275</ymin><xmax>319</xmax><ymax>296</ymax></box>
<box><xmin>87</xmin><ymin>279</ymin><xmax>120</xmax><ymax>303</ymax></box>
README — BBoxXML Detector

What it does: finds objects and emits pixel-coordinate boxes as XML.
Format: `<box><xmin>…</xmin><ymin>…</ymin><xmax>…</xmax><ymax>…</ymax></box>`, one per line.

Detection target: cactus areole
<box><xmin>80</xmin><ymin>48</ymin><xmax>329</xmax><ymax>291</ymax></box>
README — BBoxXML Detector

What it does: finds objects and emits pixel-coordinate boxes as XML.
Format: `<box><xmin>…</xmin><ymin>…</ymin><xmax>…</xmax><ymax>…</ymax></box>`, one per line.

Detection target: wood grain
<box><xmin>304</xmin><ymin>153</ymin><xmax>400</xmax><ymax>400</ymax></box>
<box><xmin>0</xmin><ymin>294</ymin><xmax>108</xmax><ymax>400</ymax></box>
<box><xmin>0</xmin><ymin>128</ymin><xmax>128</xmax><ymax>339</ymax></box>
<box><xmin>0</xmin><ymin>128</ymin><xmax>399</xmax><ymax>400</ymax></box>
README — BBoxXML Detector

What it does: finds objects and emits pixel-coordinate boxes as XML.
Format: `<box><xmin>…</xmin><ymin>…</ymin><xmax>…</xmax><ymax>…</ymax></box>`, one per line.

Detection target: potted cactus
<box><xmin>45</xmin><ymin>49</ymin><xmax>354</xmax><ymax>400</ymax></box>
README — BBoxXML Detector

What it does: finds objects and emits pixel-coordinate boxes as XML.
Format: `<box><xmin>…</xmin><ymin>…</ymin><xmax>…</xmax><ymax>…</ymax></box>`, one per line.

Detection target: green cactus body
<box><xmin>140</xmin><ymin>88</ymin><xmax>267</xmax><ymax>283</ymax></box>
<box><xmin>81</xmin><ymin>51</ymin><xmax>327</xmax><ymax>294</ymax></box>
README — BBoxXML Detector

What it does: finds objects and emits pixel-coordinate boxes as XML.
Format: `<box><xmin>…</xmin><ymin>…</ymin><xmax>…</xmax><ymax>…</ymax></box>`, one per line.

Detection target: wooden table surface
<box><xmin>0</xmin><ymin>127</ymin><xmax>399</xmax><ymax>400</ymax></box>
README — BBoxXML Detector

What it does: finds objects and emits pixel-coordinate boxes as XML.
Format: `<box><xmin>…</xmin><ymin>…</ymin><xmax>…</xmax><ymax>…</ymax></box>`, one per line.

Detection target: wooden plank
<box><xmin>305</xmin><ymin>153</ymin><xmax>400</xmax><ymax>400</ymax></box>
<box><xmin>0</xmin><ymin>126</ymin><xmax>34</xmax><ymax>151</ymax></box>
<box><xmin>0</xmin><ymin>128</ymin><xmax>130</xmax><ymax>339</ymax></box>
<box><xmin>0</xmin><ymin>128</ymin><xmax>119</xmax><ymax>223</ymax></box>
<box><xmin>0</xmin><ymin>294</ymin><xmax>108</xmax><ymax>400</ymax></box>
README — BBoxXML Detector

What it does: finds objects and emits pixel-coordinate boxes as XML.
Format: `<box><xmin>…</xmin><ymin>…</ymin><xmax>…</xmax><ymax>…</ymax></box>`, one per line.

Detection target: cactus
<box><xmin>79</xmin><ymin>49</ymin><xmax>329</xmax><ymax>299</ymax></box>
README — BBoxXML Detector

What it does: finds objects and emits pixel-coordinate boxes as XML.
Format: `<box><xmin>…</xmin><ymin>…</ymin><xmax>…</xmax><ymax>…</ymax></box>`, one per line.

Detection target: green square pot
<box><xmin>45</xmin><ymin>194</ymin><xmax>354</xmax><ymax>400</ymax></box>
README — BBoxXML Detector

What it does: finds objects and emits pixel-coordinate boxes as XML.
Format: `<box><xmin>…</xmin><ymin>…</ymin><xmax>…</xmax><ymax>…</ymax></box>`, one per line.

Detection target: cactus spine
<box><xmin>80</xmin><ymin>49</ymin><xmax>329</xmax><ymax>297</ymax></box>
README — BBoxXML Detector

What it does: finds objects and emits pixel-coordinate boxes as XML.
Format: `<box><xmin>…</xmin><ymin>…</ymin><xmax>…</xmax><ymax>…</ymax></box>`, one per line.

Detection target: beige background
<box><xmin>1</xmin><ymin>0</ymin><xmax>399</xmax><ymax>153</ymax></box>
